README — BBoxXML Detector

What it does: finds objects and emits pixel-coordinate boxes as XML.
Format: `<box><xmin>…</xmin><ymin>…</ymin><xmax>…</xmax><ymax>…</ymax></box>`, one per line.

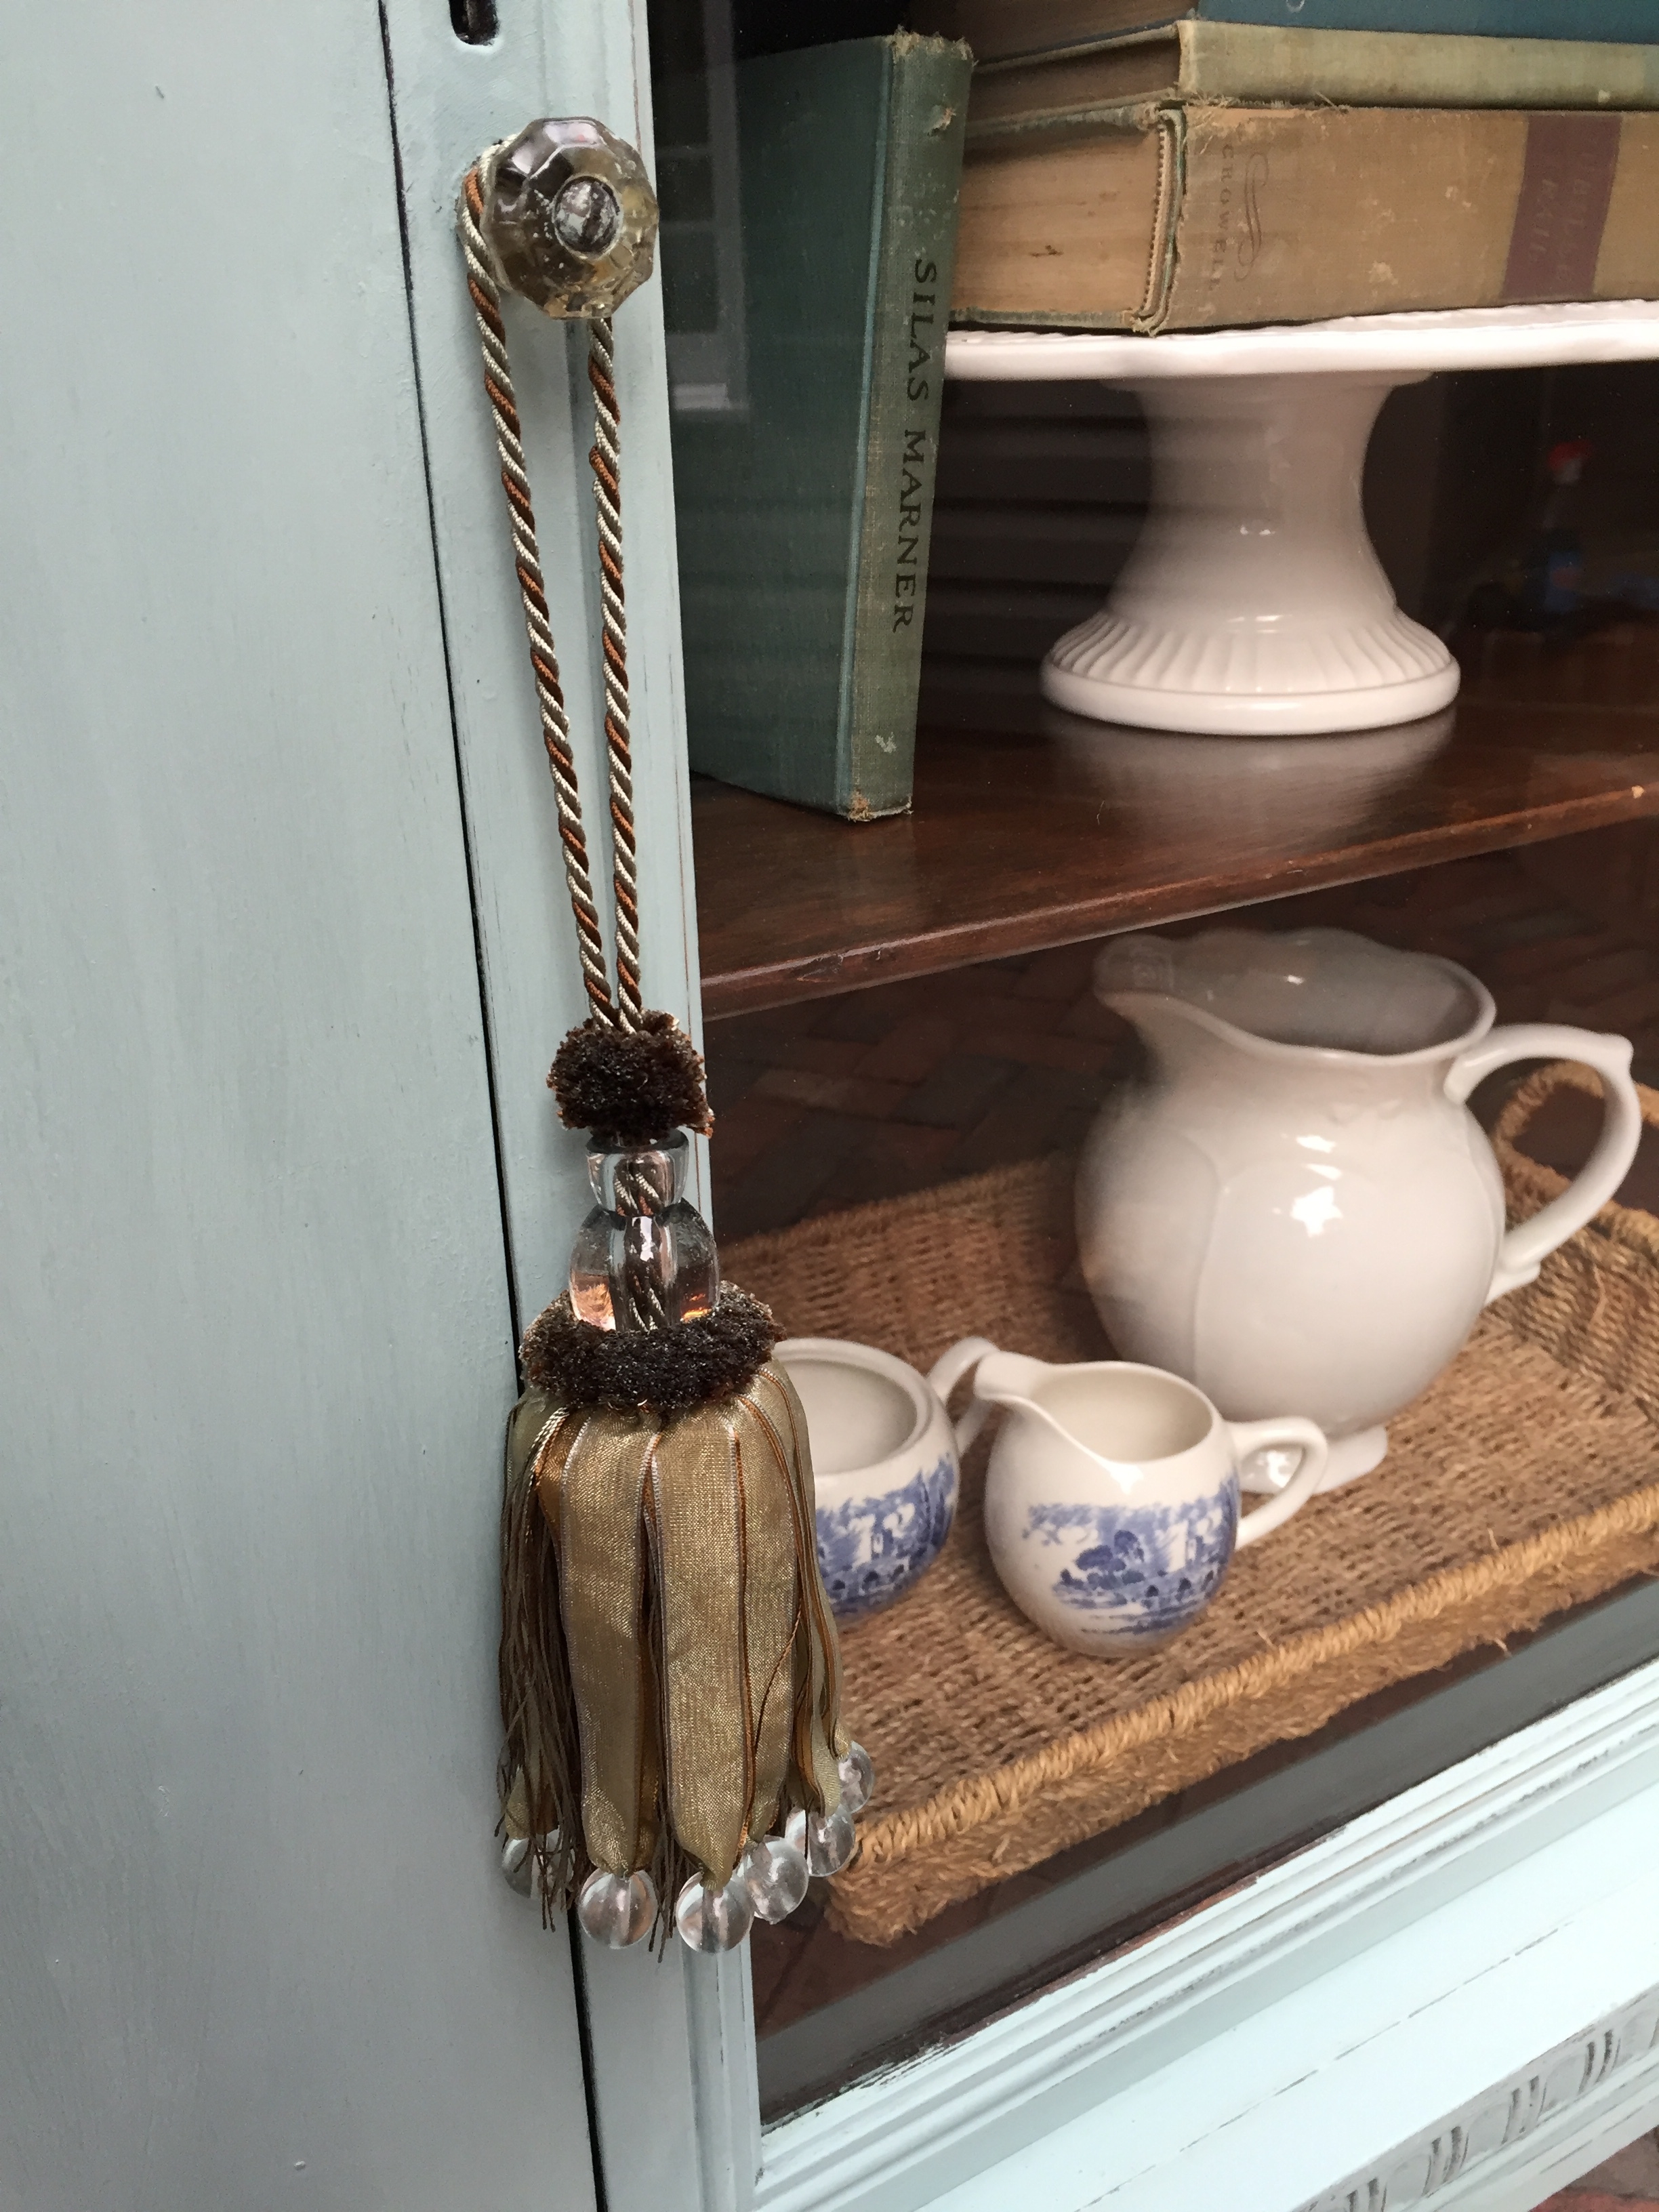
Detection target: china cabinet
<box><xmin>5</xmin><ymin>4</ymin><xmax>1659</xmax><ymax>2211</ymax></box>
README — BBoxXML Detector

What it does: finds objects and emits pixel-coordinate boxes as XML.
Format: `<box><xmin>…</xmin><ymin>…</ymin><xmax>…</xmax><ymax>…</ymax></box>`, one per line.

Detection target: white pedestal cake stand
<box><xmin>945</xmin><ymin>301</ymin><xmax>1659</xmax><ymax>737</ymax></box>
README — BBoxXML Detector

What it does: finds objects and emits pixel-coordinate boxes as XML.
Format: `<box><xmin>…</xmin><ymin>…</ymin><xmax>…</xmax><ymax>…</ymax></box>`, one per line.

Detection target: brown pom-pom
<box><xmin>548</xmin><ymin>1010</ymin><xmax>714</xmax><ymax>1147</ymax></box>
<box><xmin>520</xmin><ymin>1286</ymin><xmax>779</xmax><ymax>1418</ymax></box>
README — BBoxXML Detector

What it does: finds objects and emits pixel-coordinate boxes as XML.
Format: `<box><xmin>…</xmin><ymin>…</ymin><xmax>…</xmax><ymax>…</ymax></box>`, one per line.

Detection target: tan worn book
<box><xmin>970</xmin><ymin>22</ymin><xmax>1659</xmax><ymax>135</ymax></box>
<box><xmin>952</xmin><ymin>106</ymin><xmax>1659</xmax><ymax>331</ymax></box>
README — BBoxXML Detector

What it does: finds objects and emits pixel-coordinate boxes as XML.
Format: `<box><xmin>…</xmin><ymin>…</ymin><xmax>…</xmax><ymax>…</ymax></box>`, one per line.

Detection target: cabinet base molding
<box><xmin>1309</xmin><ymin>1988</ymin><xmax>1659</xmax><ymax>2212</ymax></box>
<box><xmin>756</xmin><ymin>1654</ymin><xmax>1659</xmax><ymax>2212</ymax></box>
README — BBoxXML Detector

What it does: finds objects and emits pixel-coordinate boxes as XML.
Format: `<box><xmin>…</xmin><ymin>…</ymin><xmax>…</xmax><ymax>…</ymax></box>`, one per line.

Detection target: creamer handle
<box><xmin>1230</xmin><ymin>1418</ymin><xmax>1329</xmax><ymax>1547</ymax></box>
<box><xmin>926</xmin><ymin>1336</ymin><xmax>1000</xmax><ymax>1455</ymax></box>
<box><xmin>1445</xmin><ymin>1031</ymin><xmax>1641</xmax><ymax>1301</ymax></box>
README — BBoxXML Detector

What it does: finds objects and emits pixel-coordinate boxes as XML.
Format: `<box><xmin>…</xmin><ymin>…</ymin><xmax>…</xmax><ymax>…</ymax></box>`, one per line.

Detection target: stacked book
<box><xmin>917</xmin><ymin>0</ymin><xmax>1659</xmax><ymax>329</ymax></box>
<box><xmin>670</xmin><ymin>5</ymin><xmax>1659</xmax><ymax>819</ymax></box>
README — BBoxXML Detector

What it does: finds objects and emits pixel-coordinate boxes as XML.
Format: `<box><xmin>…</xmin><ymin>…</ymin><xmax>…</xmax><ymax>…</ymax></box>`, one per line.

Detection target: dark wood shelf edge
<box><xmin>701</xmin><ymin>786</ymin><xmax>1659</xmax><ymax>1019</ymax></box>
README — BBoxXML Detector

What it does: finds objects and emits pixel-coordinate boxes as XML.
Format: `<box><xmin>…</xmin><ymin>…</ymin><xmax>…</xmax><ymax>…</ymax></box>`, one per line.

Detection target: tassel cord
<box><xmin>459</xmin><ymin>163</ymin><xmax>642</xmax><ymax>1031</ymax></box>
<box><xmin>464</xmin><ymin>152</ymin><xmax>851</xmax><ymax>1932</ymax></box>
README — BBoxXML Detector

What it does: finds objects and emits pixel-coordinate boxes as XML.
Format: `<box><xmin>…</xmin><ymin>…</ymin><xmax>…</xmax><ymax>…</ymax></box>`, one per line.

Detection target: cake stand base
<box><xmin>1038</xmin><ymin>371</ymin><xmax>1456</xmax><ymax>737</ymax></box>
<box><xmin>947</xmin><ymin>304</ymin><xmax>1659</xmax><ymax>739</ymax></box>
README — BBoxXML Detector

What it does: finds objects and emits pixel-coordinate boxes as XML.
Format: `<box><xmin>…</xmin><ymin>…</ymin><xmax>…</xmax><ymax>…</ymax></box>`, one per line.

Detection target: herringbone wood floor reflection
<box><xmin>708</xmin><ymin>840</ymin><xmax>1659</xmax><ymax>1245</ymax></box>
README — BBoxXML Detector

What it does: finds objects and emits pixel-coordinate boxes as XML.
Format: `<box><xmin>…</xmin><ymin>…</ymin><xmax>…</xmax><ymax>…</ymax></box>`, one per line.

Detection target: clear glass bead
<box><xmin>501</xmin><ymin>1828</ymin><xmax>560</xmax><ymax>1895</ymax></box>
<box><xmin>674</xmin><ymin>1872</ymin><xmax>754</xmax><ymax>1953</ymax></box>
<box><xmin>576</xmin><ymin>1868</ymin><xmax>657</xmax><ymax>1948</ymax></box>
<box><xmin>569</xmin><ymin>1132</ymin><xmax>720</xmax><ymax>1334</ymax></box>
<box><xmin>837</xmin><ymin>1741</ymin><xmax>875</xmax><ymax>1817</ymax></box>
<box><xmin>785</xmin><ymin>1804</ymin><xmax>857</xmax><ymax>1878</ymax></box>
<box><xmin>482</xmin><ymin>117</ymin><xmax>659</xmax><ymax>321</ymax></box>
<box><xmin>739</xmin><ymin>1836</ymin><xmax>810</xmax><ymax>1925</ymax></box>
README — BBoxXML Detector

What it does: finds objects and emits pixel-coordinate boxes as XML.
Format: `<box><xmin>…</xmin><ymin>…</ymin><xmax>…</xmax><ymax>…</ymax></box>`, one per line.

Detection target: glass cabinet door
<box><xmin>20</xmin><ymin>0</ymin><xmax>1656</xmax><ymax>2203</ymax></box>
<box><xmin>609</xmin><ymin>5</ymin><xmax>1659</xmax><ymax>2207</ymax></box>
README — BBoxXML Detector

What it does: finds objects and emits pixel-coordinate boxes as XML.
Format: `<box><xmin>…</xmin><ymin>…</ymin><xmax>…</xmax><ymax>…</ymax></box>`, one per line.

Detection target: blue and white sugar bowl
<box><xmin>775</xmin><ymin>1335</ymin><xmax>996</xmax><ymax>1620</ymax></box>
<box><xmin>974</xmin><ymin>1351</ymin><xmax>1329</xmax><ymax>1656</ymax></box>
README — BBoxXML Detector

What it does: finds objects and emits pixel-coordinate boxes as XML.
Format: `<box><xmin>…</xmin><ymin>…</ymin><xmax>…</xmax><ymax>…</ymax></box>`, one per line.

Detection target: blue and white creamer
<box><xmin>975</xmin><ymin>1351</ymin><xmax>1329</xmax><ymax>1656</ymax></box>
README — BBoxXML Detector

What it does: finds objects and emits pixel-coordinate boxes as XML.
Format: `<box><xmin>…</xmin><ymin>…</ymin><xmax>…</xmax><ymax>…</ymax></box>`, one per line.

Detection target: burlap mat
<box><xmin>724</xmin><ymin>1068</ymin><xmax>1659</xmax><ymax>1946</ymax></box>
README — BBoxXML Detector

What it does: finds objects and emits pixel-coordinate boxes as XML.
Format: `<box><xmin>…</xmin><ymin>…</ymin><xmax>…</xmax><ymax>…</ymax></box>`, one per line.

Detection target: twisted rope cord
<box><xmin>460</xmin><ymin>163</ymin><xmax>642</xmax><ymax>1030</ymax></box>
<box><xmin>613</xmin><ymin>1158</ymin><xmax>672</xmax><ymax>1330</ymax></box>
<box><xmin>586</xmin><ymin>320</ymin><xmax>642</xmax><ymax>1028</ymax></box>
<box><xmin>460</xmin><ymin>158</ymin><xmax>667</xmax><ymax>1331</ymax></box>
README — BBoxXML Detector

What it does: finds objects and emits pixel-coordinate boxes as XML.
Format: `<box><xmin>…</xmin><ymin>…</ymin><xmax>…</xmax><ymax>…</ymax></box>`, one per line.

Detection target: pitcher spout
<box><xmin>1092</xmin><ymin>926</ymin><xmax>1492</xmax><ymax>1067</ymax></box>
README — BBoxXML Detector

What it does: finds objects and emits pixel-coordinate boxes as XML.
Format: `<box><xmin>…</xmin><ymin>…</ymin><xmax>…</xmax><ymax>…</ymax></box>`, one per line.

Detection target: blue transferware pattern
<box><xmin>816</xmin><ymin>1454</ymin><xmax>958</xmax><ymax>1620</ymax></box>
<box><xmin>1023</xmin><ymin>1476</ymin><xmax>1240</xmax><ymax>1639</ymax></box>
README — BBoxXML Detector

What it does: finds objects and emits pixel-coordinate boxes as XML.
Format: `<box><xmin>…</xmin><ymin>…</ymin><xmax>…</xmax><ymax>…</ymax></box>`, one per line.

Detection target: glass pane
<box><xmin>647</xmin><ymin>0</ymin><xmax>1659</xmax><ymax>2123</ymax></box>
<box><xmin>705</xmin><ymin>840</ymin><xmax>1659</xmax><ymax>2118</ymax></box>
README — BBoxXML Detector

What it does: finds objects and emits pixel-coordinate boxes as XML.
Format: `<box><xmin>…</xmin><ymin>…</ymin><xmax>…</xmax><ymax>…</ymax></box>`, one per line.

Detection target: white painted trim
<box><xmin>1443</xmin><ymin>2043</ymin><xmax>1659</xmax><ymax>2212</ymax></box>
<box><xmin>757</xmin><ymin>1654</ymin><xmax>1659</xmax><ymax>2212</ymax></box>
<box><xmin>946</xmin><ymin>1784</ymin><xmax>1659</xmax><ymax>2212</ymax></box>
<box><xmin>1310</xmin><ymin>1989</ymin><xmax>1659</xmax><ymax>2212</ymax></box>
<box><xmin>687</xmin><ymin>1952</ymin><xmax>763</xmax><ymax>2212</ymax></box>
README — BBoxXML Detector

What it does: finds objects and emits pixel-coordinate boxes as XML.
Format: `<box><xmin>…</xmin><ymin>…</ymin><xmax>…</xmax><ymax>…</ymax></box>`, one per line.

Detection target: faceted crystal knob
<box><xmin>482</xmin><ymin>117</ymin><xmax>658</xmax><ymax>320</ymax></box>
<box><xmin>785</xmin><ymin>1804</ymin><xmax>857</xmax><ymax>1878</ymax></box>
<box><xmin>739</xmin><ymin>1836</ymin><xmax>811</xmax><ymax>1925</ymax></box>
<box><xmin>576</xmin><ymin>1867</ymin><xmax>657</xmax><ymax>1948</ymax></box>
<box><xmin>674</xmin><ymin>1872</ymin><xmax>755</xmax><ymax>1953</ymax></box>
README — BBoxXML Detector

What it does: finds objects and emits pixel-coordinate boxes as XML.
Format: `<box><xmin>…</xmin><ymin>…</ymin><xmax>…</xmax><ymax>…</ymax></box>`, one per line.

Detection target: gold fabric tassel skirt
<box><xmin>499</xmin><ymin>1357</ymin><xmax>846</xmax><ymax>1943</ymax></box>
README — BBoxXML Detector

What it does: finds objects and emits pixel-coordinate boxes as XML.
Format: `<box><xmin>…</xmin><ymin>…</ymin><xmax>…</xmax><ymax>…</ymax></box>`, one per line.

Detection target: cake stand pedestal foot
<box><xmin>1040</xmin><ymin>371</ymin><xmax>1459</xmax><ymax>737</ymax></box>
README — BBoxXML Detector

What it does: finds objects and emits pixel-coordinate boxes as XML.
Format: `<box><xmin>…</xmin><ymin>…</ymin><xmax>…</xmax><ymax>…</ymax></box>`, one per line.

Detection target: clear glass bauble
<box><xmin>576</xmin><ymin>1868</ymin><xmax>657</xmax><ymax>1948</ymax></box>
<box><xmin>568</xmin><ymin>1132</ymin><xmax>720</xmax><ymax>1334</ymax></box>
<box><xmin>837</xmin><ymin>1741</ymin><xmax>875</xmax><ymax>1816</ymax></box>
<box><xmin>785</xmin><ymin>1803</ymin><xmax>857</xmax><ymax>1878</ymax></box>
<box><xmin>674</xmin><ymin>1872</ymin><xmax>755</xmax><ymax>1953</ymax></box>
<box><xmin>501</xmin><ymin>1828</ymin><xmax>560</xmax><ymax>1895</ymax></box>
<box><xmin>739</xmin><ymin>1836</ymin><xmax>811</xmax><ymax>1925</ymax></box>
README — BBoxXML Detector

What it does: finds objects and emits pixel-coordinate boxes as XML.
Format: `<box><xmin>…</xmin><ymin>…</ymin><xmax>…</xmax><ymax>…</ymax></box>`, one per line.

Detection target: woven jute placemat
<box><xmin>724</xmin><ymin>1067</ymin><xmax>1659</xmax><ymax>1948</ymax></box>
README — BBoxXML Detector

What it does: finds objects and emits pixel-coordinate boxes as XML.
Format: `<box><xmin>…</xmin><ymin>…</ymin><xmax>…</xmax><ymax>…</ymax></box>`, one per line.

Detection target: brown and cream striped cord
<box><xmin>458</xmin><ymin>161</ymin><xmax>642</xmax><ymax>1031</ymax></box>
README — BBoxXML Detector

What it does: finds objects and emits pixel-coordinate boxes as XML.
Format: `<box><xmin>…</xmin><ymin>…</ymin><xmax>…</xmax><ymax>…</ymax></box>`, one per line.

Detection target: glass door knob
<box><xmin>480</xmin><ymin>118</ymin><xmax>658</xmax><ymax>319</ymax></box>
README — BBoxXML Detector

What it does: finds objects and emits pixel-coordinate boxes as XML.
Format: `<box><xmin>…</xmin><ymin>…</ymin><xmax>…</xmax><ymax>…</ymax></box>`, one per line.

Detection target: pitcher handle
<box><xmin>926</xmin><ymin>1336</ymin><xmax>1000</xmax><ymax>1455</ymax></box>
<box><xmin>1444</xmin><ymin>1029</ymin><xmax>1641</xmax><ymax>1302</ymax></box>
<box><xmin>1230</xmin><ymin>1418</ymin><xmax>1329</xmax><ymax>1547</ymax></box>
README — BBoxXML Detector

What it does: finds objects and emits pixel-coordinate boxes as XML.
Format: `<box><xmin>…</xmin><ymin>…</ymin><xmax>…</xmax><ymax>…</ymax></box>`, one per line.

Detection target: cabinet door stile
<box><xmin>377</xmin><ymin>5</ymin><xmax>750</xmax><ymax>2210</ymax></box>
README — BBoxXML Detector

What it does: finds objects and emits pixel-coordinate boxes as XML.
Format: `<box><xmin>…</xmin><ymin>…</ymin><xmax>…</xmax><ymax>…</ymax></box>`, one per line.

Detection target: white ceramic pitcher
<box><xmin>1078</xmin><ymin>926</ymin><xmax>1642</xmax><ymax>1490</ymax></box>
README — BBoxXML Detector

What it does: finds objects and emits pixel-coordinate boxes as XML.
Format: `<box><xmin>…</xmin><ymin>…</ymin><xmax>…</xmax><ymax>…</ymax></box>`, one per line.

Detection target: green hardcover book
<box><xmin>669</xmin><ymin>34</ymin><xmax>972</xmax><ymax>821</ymax></box>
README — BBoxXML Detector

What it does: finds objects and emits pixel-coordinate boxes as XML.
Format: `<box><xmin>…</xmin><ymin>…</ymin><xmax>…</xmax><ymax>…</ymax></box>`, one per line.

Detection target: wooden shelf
<box><xmin>694</xmin><ymin>628</ymin><xmax>1659</xmax><ymax>1019</ymax></box>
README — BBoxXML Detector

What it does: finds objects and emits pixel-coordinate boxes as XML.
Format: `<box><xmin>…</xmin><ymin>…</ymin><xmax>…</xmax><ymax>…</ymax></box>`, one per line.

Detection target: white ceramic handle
<box><xmin>1444</xmin><ymin>1030</ymin><xmax>1642</xmax><ymax>1302</ymax></box>
<box><xmin>926</xmin><ymin>1336</ymin><xmax>1000</xmax><ymax>1455</ymax></box>
<box><xmin>1229</xmin><ymin>1418</ymin><xmax>1330</xmax><ymax>1547</ymax></box>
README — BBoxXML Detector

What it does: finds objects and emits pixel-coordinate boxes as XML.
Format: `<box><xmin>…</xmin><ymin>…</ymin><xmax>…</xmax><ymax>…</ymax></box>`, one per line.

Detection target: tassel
<box><xmin>497</xmin><ymin>1014</ymin><xmax>866</xmax><ymax>1952</ymax></box>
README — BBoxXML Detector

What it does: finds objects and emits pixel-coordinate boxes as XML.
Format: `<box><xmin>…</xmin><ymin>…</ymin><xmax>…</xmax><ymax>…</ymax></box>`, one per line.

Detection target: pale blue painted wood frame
<box><xmin>376</xmin><ymin>8</ymin><xmax>757</xmax><ymax>2212</ymax></box>
<box><xmin>0</xmin><ymin>3</ymin><xmax>602</xmax><ymax>2203</ymax></box>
